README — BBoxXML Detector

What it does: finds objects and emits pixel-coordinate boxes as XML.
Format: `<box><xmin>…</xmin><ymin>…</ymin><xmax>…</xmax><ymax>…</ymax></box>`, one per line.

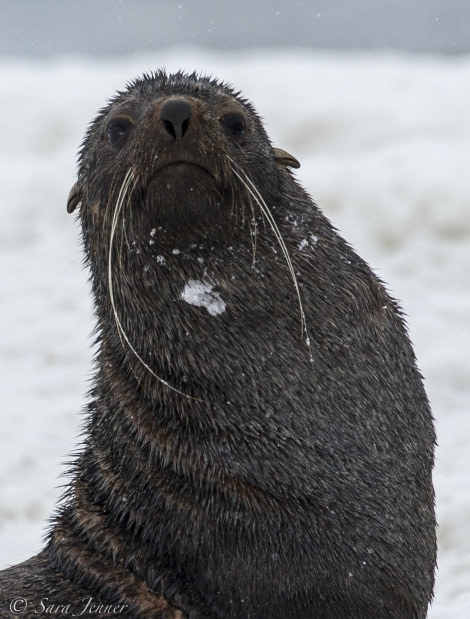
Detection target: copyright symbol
<box><xmin>10</xmin><ymin>597</ymin><xmax>27</xmax><ymax>614</ymax></box>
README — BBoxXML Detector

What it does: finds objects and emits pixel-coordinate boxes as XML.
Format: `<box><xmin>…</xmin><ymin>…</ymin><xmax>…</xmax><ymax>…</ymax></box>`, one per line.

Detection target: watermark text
<box><xmin>9</xmin><ymin>597</ymin><xmax>129</xmax><ymax>616</ymax></box>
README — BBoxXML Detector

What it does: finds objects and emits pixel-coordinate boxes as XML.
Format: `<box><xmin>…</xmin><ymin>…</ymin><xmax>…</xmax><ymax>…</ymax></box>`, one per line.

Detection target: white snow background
<box><xmin>0</xmin><ymin>48</ymin><xmax>469</xmax><ymax>617</ymax></box>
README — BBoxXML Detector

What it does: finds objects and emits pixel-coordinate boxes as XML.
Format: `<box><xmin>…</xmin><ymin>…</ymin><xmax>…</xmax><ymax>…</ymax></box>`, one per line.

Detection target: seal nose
<box><xmin>159</xmin><ymin>97</ymin><xmax>193</xmax><ymax>140</ymax></box>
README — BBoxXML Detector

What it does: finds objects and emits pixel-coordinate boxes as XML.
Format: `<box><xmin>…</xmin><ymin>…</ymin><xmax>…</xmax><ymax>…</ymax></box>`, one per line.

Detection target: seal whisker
<box><xmin>109</xmin><ymin>169</ymin><xmax>135</xmax><ymax>333</ymax></box>
<box><xmin>105</xmin><ymin>173</ymin><xmax>126</xmax><ymax>233</ymax></box>
<box><xmin>246</xmin><ymin>192</ymin><xmax>258</xmax><ymax>270</ymax></box>
<box><xmin>230</xmin><ymin>174</ymin><xmax>258</xmax><ymax>268</ymax></box>
<box><xmin>108</xmin><ymin>167</ymin><xmax>208</xmax><ymax>403</ymax></box>
<box><xmin>229</xmin><ymin>158</ymin><xmax>311</xmax><ymax>355</ymax></box>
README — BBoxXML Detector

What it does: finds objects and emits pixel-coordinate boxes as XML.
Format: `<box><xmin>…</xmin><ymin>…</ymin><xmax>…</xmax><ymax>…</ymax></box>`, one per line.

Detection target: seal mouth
<box><xmin>149</xmin><ymin>160</ymin><xmax>216</xmax><ymax>183</ymax></box>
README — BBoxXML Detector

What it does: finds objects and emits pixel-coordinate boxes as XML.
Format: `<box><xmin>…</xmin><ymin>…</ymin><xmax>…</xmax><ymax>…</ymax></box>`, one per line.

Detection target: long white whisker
<box><xmin>107</xmin><ymin>167</ymin><xmax>208</xmax><ymax>402</ymax></box>
<box><xmin>229</xmin><ymin>158</ymin><xmax>312</xmax><ymax>359</ymax></box>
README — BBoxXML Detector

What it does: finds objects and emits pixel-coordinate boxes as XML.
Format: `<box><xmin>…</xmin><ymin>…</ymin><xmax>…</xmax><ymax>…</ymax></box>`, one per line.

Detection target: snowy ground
<box><xmin>0</xmin><ymin>48</ymin><xmax>469</xmax><ymax>616</ymax></box>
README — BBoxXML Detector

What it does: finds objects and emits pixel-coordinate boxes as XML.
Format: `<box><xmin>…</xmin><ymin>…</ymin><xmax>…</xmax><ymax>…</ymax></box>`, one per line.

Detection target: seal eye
<box><xmin>219</xmin><ymin>113</ymin><xmax>246</xmax><ymax>139</ymax></box>
<box><xmin>106</xmin><ymin>118</ymin><xmax>133</xmax><ymax>147</ymax></box>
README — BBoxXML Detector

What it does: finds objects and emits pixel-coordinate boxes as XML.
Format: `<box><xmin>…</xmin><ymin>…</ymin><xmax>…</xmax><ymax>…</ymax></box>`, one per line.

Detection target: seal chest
<box><xmin>0</xmin><ymin>71</ymin><xmax>436</xmax><ymax>619</ymax></box>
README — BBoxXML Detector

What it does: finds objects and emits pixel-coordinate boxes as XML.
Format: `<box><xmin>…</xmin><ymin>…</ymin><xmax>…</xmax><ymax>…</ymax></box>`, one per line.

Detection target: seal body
<box><xmin>0</xmin><ymin>71</ymin><xmax>436</xmax><ymax>618</ymax></box>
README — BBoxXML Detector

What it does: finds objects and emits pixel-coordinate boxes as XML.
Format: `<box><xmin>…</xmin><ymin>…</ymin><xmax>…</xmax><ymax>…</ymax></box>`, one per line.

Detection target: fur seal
<box><xmin>0</xmin><ymin>71</ymin><xmax>436</xmax><ymax>618</ymax></box>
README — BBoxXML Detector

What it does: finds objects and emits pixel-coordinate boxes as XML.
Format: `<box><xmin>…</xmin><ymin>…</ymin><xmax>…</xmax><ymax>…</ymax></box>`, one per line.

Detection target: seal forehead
<box><xmin>123</xmin><ymin>71</ymin><xmax>228</xmax><ymax>101</ymax></box>
<box><xmin>115</xmin><ymin>70</ymin><xmax>252</xmax><ymax>113</ymax></box>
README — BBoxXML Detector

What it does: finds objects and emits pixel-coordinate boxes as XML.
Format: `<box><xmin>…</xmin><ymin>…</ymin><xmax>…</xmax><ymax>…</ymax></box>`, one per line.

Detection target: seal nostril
<box><xmin>160</xmin><ymin>98</ymin><xmax>193</xmax><ymax>140</ymax></box>
<box><xmin>163</xmin><ymin>119</ymin><xmax>177</xmax><ymax>140</ymax></box>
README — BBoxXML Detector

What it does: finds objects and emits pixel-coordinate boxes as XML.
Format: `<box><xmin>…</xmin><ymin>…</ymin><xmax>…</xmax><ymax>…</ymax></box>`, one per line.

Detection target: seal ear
<box><xmin>273</xmin><ymin>147</ymin><xmax>301</xmax><ymax>169</ymax></box>
<box><xmin>67</xmin><ymin>182</ymin><xmax>82</xmax><ymax>214</ymax></box>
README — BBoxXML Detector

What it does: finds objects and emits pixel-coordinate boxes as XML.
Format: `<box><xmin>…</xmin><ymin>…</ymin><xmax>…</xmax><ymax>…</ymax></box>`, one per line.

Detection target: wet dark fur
<box><xmin>0</xmin><ymin>71</ymin><xmax>436</xmax><ymax>618</ymax></box>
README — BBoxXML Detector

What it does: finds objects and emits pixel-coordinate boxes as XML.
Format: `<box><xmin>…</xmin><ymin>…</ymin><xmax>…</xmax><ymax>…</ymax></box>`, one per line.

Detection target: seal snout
<box><xmin>159</xmin><ymin>97</ymin><xmax>193</xmax><ymax>140</ymax></box>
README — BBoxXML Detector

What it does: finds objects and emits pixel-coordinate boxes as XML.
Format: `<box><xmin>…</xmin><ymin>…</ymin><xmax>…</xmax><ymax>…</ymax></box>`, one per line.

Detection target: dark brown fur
<box><xmin>0</xmin><ymin>71</ymin><xmax>436</xmax><ymax>618</ymax></box>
